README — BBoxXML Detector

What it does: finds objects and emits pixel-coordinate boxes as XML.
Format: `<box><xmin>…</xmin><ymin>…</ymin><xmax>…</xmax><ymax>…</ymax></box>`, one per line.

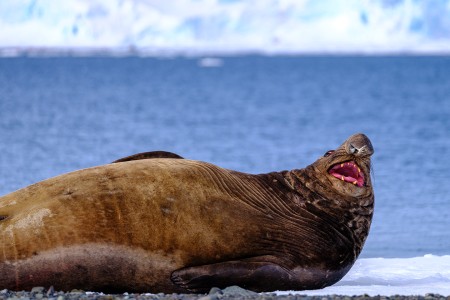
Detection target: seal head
<box><xmin>313</xmin><ymin>133</ymin><xmax>374</xmax><ymax>195</ymax></box>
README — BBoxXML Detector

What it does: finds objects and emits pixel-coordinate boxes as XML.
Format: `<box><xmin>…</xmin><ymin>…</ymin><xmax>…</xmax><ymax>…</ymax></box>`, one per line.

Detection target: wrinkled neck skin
<box><xmin>285</xmin><ymin>166</ymin><xmax>373</xmax><ymax>261</ymax></box>
<box><xmin>264</xmin><ymin>137</ymin><xmax>375</xmax><ymax>264</ymax></box>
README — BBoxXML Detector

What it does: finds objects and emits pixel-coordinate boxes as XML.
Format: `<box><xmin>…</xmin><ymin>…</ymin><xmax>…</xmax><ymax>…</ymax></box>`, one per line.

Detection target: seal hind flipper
<box><xmin>171</xmin><ymin>258</ymin><xmax>298</xmax><ymax>293</ymax></box>
<box><xmin>113</xmin><ymin>151</ymin><xmax>184</xmax><ymax>163</ymax></box>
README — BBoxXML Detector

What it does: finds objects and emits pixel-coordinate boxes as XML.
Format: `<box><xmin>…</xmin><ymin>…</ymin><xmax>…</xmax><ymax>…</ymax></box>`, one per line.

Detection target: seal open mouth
<box><xmin>329</xmin><ymin>161</ymin><xmax>365</xmax><ymax>187</ymax></box>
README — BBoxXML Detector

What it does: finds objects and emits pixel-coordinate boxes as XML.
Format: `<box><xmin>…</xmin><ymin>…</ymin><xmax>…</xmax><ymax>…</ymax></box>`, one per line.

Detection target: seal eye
<box><xmin>324</xmin><ymin>150</ymin><xmax>335</xmax><ymax>157</ymax></box>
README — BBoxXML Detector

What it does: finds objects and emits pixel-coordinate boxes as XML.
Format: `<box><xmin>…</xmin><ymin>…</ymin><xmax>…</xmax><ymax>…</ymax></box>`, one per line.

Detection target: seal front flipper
<box><xmin>171</xmin><ymin>258</ymin><xmax>297</xmax><ymax>293</ymax></box>
<box><xmin>112</xmin><ymin>151</ymin><xmax>184</xmax><ymax>163</ymax></box>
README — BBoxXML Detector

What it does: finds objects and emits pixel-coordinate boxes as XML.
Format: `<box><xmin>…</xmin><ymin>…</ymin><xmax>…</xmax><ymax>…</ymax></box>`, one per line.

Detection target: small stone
<box><xmin>31</xmin><ymin>287</ymin><xmax>45</xmax><ymax>294</ymax></box>
<box><xmin>57</xmin><ymin>295</ymin><xmax>64</xmax><ymax>300</ymax></box>
<box><xmin>46</xmin><ymin>286</ymin><xmax>55</xmax><ymax>297</ymax></box>
<box><xmin>221</xmin><ymin>286</ymin><xmax>257</xmax><ymax>296</ymax></box>
<box><xmin>262</xmin><ymin>292</ymin><xmax>277</xmax><ymax>298</ymax></box>
<box><xmin>208</xmin><ymin>288</ymin><xmax>223</xmax><ymax>296</ymax></box>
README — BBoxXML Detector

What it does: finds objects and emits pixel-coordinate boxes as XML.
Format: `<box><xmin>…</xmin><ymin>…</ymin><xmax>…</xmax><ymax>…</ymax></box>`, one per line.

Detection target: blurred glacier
<box><xmin>0</xmin><ymin>0</ymin><xmax>450</xmax><ymax>54</ymax></box>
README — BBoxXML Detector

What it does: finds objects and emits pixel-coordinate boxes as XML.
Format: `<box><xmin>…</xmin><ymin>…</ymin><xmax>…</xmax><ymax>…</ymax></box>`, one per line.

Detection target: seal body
<box><xmin>0</xmin><ymin>134</ymin><xmax>374</xmax><ymax>293</ymax></box>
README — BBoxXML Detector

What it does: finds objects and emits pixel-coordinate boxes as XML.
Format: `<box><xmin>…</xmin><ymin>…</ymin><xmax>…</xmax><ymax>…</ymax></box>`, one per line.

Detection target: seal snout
<box><xmin>345</xmin><ymin>133</ymin><xmax>374</xmax><ymax>157</ymax></box>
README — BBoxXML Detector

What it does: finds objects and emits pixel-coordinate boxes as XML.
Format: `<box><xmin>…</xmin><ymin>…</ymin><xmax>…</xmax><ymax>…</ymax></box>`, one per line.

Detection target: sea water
<box><xmin>0</xmin><ymin>56</ymin><xmax>449</xmax><ymax>295</ymax></box>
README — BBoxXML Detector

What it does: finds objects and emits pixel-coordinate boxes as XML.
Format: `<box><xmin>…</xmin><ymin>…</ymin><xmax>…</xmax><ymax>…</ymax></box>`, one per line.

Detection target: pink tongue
<box><xmin>329</xmin><ymin>162</ymin><xmax>365</xmax><ymax>187</ymax></box>
<box><xmin>330</xmin><ymin>172</ymin><xmax>355</xmax><ymax>182</ymax></box>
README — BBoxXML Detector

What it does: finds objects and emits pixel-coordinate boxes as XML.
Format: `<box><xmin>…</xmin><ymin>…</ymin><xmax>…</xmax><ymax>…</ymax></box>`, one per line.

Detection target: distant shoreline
<box><xmin>1</xmin><ymin>47</ymin><xmax>450</xmax><ymax>58</ymax></box>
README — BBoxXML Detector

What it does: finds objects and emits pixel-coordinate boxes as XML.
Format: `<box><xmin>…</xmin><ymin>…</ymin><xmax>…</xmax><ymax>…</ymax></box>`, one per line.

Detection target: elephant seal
<box><xmin>0</xmin><ymin>133</ymin><xmax>374</xmax><ymax>293</ymax></box>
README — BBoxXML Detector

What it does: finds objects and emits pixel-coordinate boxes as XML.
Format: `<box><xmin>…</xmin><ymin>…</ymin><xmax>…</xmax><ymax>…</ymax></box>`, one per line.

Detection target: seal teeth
<box><xmin>353</xmin><ymin>180</ymin><xmax>357</xmax><ymax>185</ymax></box>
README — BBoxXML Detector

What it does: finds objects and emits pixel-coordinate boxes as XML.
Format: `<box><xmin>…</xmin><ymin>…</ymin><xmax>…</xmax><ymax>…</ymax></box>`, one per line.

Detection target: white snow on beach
<box><xmin>277</xmin><ymin>255</ymin><xmax>450</xmax><ymax>296</ymax></box>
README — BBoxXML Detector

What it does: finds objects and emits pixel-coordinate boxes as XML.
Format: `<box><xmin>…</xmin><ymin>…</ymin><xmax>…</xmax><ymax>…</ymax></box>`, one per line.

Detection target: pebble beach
<box><xmin>1</xmin><ymin>287</ymin><xmax>448</xmax><ymax>300</ymax></box>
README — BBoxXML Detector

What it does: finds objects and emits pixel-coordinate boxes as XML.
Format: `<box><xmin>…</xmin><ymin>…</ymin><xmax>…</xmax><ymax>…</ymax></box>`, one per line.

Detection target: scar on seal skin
<box><xmin>0</xmin><ymin>133</ymin><xmax>374</xmax><ymax>293</ymax></box>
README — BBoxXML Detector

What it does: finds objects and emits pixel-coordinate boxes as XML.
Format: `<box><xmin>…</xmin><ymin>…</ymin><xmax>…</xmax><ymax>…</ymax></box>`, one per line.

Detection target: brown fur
<box><xmin>0</xmin><ymin>133</ymin><xmax>374</xmax><ymax>293</ymax></box>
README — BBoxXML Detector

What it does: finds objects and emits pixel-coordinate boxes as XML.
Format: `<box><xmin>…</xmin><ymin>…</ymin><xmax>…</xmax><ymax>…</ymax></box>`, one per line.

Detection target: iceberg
<box><xmin>0</xmin><ymin>0</ymin><xmax>449</xmax><ymax>54</ymax></box>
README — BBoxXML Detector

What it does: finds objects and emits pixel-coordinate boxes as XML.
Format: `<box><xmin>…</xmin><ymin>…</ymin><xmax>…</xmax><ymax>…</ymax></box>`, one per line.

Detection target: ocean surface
<box><xmin>0</xmin><ymin>56</ymin><xmax>450</xmax><ymax>295</ymax></box>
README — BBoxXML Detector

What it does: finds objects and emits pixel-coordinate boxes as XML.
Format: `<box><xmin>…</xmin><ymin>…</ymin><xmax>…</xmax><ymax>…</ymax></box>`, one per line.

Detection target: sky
<box><xmin>0</xmin><ymin>0</ymin><xmax>449</xmax><ymax>54</ymax></box>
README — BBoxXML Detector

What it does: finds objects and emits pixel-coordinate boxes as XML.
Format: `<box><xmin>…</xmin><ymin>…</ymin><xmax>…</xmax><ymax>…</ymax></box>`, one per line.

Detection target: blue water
<box><xmin>0</xmin><ymin>56</ymin><xmax>449</xmax><ymax>258</ymax></box>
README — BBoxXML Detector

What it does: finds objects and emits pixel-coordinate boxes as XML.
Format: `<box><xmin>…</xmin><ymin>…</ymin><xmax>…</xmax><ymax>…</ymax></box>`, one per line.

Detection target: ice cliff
<box><xmin>1</xmin><ymin>0</ymin><xmax>449</xmax><ymax>54</ymax></box>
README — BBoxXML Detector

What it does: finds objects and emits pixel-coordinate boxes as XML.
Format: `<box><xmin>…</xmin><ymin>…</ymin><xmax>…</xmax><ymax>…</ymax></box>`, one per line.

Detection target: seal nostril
<box><xmin>350</xmin><ymin>144</ymin><xmax>358</xmax><ymax>154</ymax></box>
<box><xmin>0</xmin><ymin>215</ymin><xmax>7</xmax><ymax>221</ymax></box>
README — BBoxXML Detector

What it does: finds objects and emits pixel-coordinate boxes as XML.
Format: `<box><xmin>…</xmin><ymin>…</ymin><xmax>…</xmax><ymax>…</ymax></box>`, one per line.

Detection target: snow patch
<box><xmin>277</xmin><ymin>255</ymin><xmax>450</xmax><ymax>296</ymax></box>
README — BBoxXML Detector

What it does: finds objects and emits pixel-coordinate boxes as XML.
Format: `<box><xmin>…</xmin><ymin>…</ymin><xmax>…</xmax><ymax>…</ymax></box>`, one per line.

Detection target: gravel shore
<box><xmin>1</xmin><ymin>286</ymin><xmax>449</xmax><ymax>300</ymax></box>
